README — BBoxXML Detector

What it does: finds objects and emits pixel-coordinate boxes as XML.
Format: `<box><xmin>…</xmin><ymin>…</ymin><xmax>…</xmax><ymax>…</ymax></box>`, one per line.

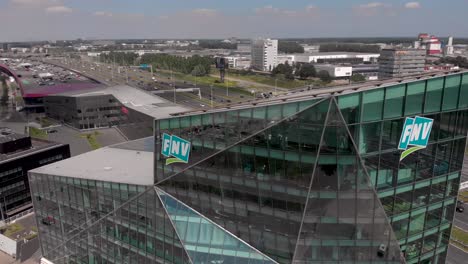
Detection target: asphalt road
<box><xmin>447</xmin><ymin>154</ymin><xmax>468</xmax><ymax>262</ymax></box>
<box><xmin>46</xmin><ymin>58</ymin><xmax>257</xmax><ymax>110</ymax></box>
<box><xmin>447</xmin><ymin>245</ymin><xmax>467</xmax><ymax>264</ymax></box>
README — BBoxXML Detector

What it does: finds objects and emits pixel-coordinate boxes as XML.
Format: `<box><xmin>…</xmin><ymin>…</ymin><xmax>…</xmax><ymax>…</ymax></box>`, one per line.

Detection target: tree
<box><xmin>272</xmin><ymin>62</ymin><xmax>293</xmax><ymax>76</ymax></box>
<box><xmin>0</xmin><ymin>75</ymin><xmax>9</xmax><ymax>106</ymax></box>
<box><xmin>285</xmin><ymin>72</ymin><xmax>295</xmax><ymax>80</ymax></box>
<box><xmin>295</xmin><ymin>63</ymin><xmax>316</xmax><ymax>79</ymax></box>
<box><xmin>319</xmin><ymin>43</ymin><xmax>381</xmax><ymax>53</ymax></box>
<box><xmin>139</xmin><ymin>53</ymin><xmax>213</xmax><ymax>75</ymax></box>
<box><xmin>317</xmin><ymin>70</ymin><xmax>332</xmax><ymax>83</ymax></box>
<box><xmin>350</xmin><ymin>73</ymin><xmax>366</xmax><ymax>82</ymax></box>
<box><xmin>278</xmin><ymin>41</ymin><xmax>304</xmax><ymax>54</ymax></box>
<box><xmin>191</xmin><ymin>64</ymin><xmax>207</xmax><ymax>76</ymax></box>
<box><xmin>199</xmin><ymin>40</ymin><xmax>237</xmax><ymax>50</ymax></box>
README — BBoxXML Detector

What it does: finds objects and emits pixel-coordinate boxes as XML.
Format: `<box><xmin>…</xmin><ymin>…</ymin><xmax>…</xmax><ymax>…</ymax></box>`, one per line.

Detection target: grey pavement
<box><xmin>47</xmin><ymin>126</ymin><xmax>126</xmax><ymax>156</ymax></box>
<box><xmin>0</xmin><ymin>214</ymin><xmax>40</xmax><ymax>264</ymax></box>
<box><xmin>447</xmin><ymin>154</ymin><xmax>468</xmax><ymax>262</ymax></box>
<box><xmin>0</xmin><ymin>249</ymin><xmax>40</xmax><ymax>264</ymax></box>
<box><xmin>447</xmin><ymin>245</ymin><xmax>467</xmax><ymax>264</ymax></box>
<box><xmin>2</xmin><ymin>119</ymin><xmax>127</xmax><ymax>156</ymax></box>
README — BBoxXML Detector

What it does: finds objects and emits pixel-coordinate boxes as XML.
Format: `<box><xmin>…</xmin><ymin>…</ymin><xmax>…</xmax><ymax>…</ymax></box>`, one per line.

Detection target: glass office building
<box><xmin>30</xmin><ymin>71</ymin><xmax>468</xmax><ymax>264</ymax></box>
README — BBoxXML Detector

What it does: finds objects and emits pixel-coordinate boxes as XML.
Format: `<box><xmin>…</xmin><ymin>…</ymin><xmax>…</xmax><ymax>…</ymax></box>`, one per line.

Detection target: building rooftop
<box><xmin>170</xmin><ymin>69</ymin><xmax>468</xmax><ymax>117</ymax></box>
<box><xmin>0</xmin><ymin>130</ymin><xmax>28</xmax><ymax>144</ymax></box>
<box><xmin>29</xmin><ymin>137</ymin><xmax>154</xmax><ymax>185</ymax></box>
<box><xmin>291</xmin><ymin>52</ymin><xmax>381</xmax><ymax>56</ymax></box>
<box><xmin>0</xmin><ymin>133</ymin><xmax>64</xmax><ymax>163</ymax></box>
<box><xmin>57</xmin><ymin>85</ymin><xmax>189</xmax><ymax>119</ymax></box>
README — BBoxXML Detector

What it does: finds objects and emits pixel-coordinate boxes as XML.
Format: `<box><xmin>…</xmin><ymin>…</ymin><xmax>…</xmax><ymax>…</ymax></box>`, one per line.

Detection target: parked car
<box><xmin>456</xmin><ymin>201</ymin><xmax>464</xmax><ymax>213</ymax></box>
<box><xmin>42</xmin><ymin>216</ymin><xmax>56</xmax><ymax>225</ymax></box>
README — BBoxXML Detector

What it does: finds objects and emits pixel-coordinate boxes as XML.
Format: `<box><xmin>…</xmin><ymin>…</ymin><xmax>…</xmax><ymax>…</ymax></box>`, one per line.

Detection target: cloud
<box><xmin>353</xmin><ymin>2</ymin><xmax>393</xmax><ymax>16</ymax></box>
<box><xmin>45</xmin><ymin>5</ymin><xmax>72</xmax><ymax>14</ymax></box>
<box><xmin>405</xmin><ymin>2</ymin><xmax>421</xmax><ymax>9</ymax></box>
<box><xmin>94</xmin><ymin>11</ymin><xmax>113</xmax><ymax>17</ymax></box>
<box><xmin>254</xmin><ymin>5</ymin><xmax>318</xmax><ymax>17</ymax></box>
<box><xmin>190</xmin><ymin>8</ymin><xmax>218</xmax><ymax>16</ymax></box>
<box><xmin>305</xmin><ymin>5</ymin><xmax>317</xmax><ymax>12</ymax></box>
<box><xmin>11</xmin><ymin>0</ymin><xmax>61</xmax><ymax>7</ymax></box>
<box><xmin>254</xmin><ymin>5</ymin><xmax>280</xmax><ymax>15</ymax></box>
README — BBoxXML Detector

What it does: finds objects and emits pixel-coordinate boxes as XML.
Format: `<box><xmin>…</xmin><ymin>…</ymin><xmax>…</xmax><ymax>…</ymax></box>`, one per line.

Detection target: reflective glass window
<box><xmin>442</xmin><ymin>75</ymin><xmax>460</xmax><ymax>111</ymax></box>
<box><xmin>459</xmin><ymin>73</ymin><xmax>468</xmax><ymax>109</ymax></box>
<box><xmin>338</xmin><ymin>93</ymin><xmax>360</xmax><ymax>124</ymax></box>
<box><xmin>405</xmin><ymin>81</ymin><xmax>425</xmax><ymax>115</ymax></box>
<box><xmin>384</xmin><ymin>84</ymin><xmax>405</xmax><ymax>118</ymax></box>
<box><xmin>424</xmin><ymin>78</ymin><xmax>443</xmax><ymax>113</ymax></box>
<box><xmin>439</xmin><ymin>111</ymin><xmax>456</xmax><ymax>140</ymax></box>
<box><xmin>358</xmin><ymin>122</ymin><xmax>381</xmax><ymax>154</ymax></box>
<box><xmin>381</xmin><ymin>119</ymin><xmax>403</xmax><ymax>151</ymax></box>
<box><xmin>362</xmin><ymin>89</ymin><xmax>384</xmax><ymax>121</ymax></box>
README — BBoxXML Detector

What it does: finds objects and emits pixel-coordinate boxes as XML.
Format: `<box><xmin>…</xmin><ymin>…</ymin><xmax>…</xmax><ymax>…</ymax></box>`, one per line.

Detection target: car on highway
<box><xmin>456</xmin><ymin>201</ymin><xmax>464</xmax><ymax>213</ymax></box>
<box><xmin>47</xmin><ymin>129</ymin><xmax>58</xmax><ymax>134</ymax></box>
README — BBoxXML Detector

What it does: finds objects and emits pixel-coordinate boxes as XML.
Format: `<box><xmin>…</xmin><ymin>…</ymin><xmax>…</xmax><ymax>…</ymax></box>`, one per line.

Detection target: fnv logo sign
<box><xmin>161</xmin><ymin>133</ymin><xmax>191</xmax><ymax>165</ymax></box>
<box><xmin>398</xmin><ymin>116</ymin><xmax>433</xmax><ymax>161</ymax></box>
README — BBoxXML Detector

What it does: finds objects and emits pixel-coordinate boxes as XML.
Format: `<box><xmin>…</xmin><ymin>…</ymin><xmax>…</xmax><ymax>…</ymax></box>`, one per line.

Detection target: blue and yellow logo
<box><xmin>161</xmin><ymin>133</ymin><xmax>191</xmax><ymax>165</ymax></box>
<box><xmin>398</xmin><ymin>116</ymin><xmax>433</xmax><ymax>161</ymax></box>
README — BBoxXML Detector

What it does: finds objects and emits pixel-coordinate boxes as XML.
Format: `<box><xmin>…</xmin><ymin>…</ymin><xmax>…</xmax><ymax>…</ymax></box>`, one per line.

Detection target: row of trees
<box><xmin>140</xmin><ymin>54</ymin><xmax>213</xmax><ymax>76</ymax></box>
<box><xmin>198</xmin><ymin>40</ymin><xmax>237</xmax><ymax>50</ymax></box>
<box><xmin>319</xmin><ymin>43</ymin><xmax>381</xmax><ymax>53</ymax></box>
<box><xmin>278</xmin><ymin>41</ymin><xmax>304</xmax><ymax>54</ymax></box>
<box><xmin>272</xmin><ymin>62</ymin><xmax>333</xmax><ymax>83</ymax></box>
<box><xmin>99</xmin><ymin>52</ymin><xmax>139</xmax><ymax>66</ymax></box>
<box><xmin>437</xmin><ymin>56</ymin><xmax>468</xmax><ymax>69</ymax></box>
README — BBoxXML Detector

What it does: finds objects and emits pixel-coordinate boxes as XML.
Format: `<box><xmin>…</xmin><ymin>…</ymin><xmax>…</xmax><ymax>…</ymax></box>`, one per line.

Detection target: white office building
<box><xmin>251</xmin><ymin>38</ymin><xmax>278</xmax><ymax>71</ymax></box>
<box><xmin>315</xmin><ymin>64</ymin><xmax>353</xmax><ymax>78</ymax></box>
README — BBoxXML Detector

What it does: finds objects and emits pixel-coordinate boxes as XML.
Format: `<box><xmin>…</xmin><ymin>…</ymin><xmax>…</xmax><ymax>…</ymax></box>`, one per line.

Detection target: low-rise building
<box><xmin>0</xmin><ymin>129</ymin><xmax>70</xmax><ymax>220</ymax></box>
<box><xmin>315</xmin><ymin>64</ymin><xmax>353</xmax><ymax>78</ymax></box>
<box><xmin>44</xmin><ymin>85</ymin><xmax>188</xmax><ymax>135</ymax></box>
<box><xmin>378</xmin><ymin>48</ymin><xmax>426</xmax><ymax>79</ymax></box>
<box><xmin>224</xmin><ymin>56</ymin><xmax>251</xmax><ymax>69</ymax></box>
<box><xmin>294</xmin><ymin>52</ymin><xmax>380</xmax><ymax>64</ymax></box>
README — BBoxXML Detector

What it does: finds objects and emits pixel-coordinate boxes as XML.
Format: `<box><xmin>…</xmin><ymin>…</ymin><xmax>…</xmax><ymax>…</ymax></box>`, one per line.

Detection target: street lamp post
<box><xmin>226</xmin><ymin>70</ymin><xmax>229</xmax><ymax>97</ymax></box>
<box><xmin>210</xmin><ymin>85</ymin><xmax>213</xmax><ymax>108</ymax></box>
<box><xmin>275</xmin><ymin>78</ymin><xmax>278</xmax><ymax>95</ymax></box>
<box><xmin>170</xmin><ymin>69</ymin><xmax>176</xmax><ymax>104</ymax></box>
<box><xmin>0</xmin><ymin>192</ymin><xmax>5</xmax><ymax>222</ymax></box>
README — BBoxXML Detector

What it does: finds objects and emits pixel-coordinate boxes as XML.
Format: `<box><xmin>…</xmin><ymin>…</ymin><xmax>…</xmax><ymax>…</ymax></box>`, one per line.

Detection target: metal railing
<box><xmin>0</xmin><ymin>208</ymin><xmax>34</xmax><ymax>227</ymax></box>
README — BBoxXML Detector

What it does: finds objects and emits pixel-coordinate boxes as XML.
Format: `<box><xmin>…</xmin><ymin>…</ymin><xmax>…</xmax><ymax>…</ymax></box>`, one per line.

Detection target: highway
<box><xmin>44</xmin><ymin>57</ymin><xmax>259</xmax><ymax>110</ymax></box>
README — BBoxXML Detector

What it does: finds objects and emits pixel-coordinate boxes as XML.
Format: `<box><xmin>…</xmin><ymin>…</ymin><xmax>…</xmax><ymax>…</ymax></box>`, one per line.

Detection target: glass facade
<box><xmin>30</xmin><ymin>72</ymin><xmax>468</xmax><ymax>264</ymax></box>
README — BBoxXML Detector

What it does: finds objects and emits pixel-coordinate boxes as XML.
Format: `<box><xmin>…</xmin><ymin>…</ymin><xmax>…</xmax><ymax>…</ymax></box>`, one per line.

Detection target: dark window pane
<box><xmin>362</xmin><ymin>89</ymin><xmax>384</xmax><ymax>121</ymax></box>
<box><xmin>384</xmin><ymin>84</ymin><xmax>405</xmax><ymax>118</ymax></box>
<box><xmin>424</xmin><ymin>78</ymin><xmax>443</xmax><ymax>113</ymax></box>
<box><xmin>442</xmin><ymin>75</ymin><xmax>460</xmax><ymax>111</ymax></box>
<box><xmin>459</xmin><ymin>73</ymin><xmax>468</xmax><ymax>109</ymax></box>
<box><xmin>338</xmin><ymin>93</ymin><xmax>360</xmax><ymax>124</ymax></box>
<box><xmin>405</xmin><ymin>81</ymin><xmax>425</xmax><ymax>116</ymax></box>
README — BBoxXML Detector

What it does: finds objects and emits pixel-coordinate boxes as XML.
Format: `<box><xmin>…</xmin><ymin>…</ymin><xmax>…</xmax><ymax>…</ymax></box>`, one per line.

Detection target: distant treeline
<box><xmin>319</xmin><ymin>43</ymin><xmax>381</xmax><ymax>53</ymax></box>
<box><xmin>198</xmin><ymin>40</ymin><xmax>237</xmax><ymax>50</ymax></box>
<box><xmin>140</xmin><ymin>53</ymin><xmax>212</xmax><ymax>75</ymax></box>
<box><xmin>99</xmin><ymin>51</ymin><xmax>139</xmax><ymax>66</ymax></box>
<box><xmin>278</xmin><ymin>41</ymin><xmax>304</xmax><ymax>54</ymax></box>
<box><xmin>437</xmin><ymin>56</ymin><xmax>468</xmax><ymax>69</ymax></box>
<box><xmin>284</xmin><ymin>38</ymin><xmax>416</xmax><ymax>44</ymax></box>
